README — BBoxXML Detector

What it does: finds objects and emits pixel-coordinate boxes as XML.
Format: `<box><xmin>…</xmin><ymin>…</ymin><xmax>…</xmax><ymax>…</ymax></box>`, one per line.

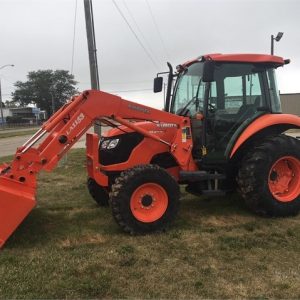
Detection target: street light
<box><xmin>271</xmin><ymin>32</ymin><xmax>284</xmax><ymax>55</ymax></box>
<box><xmin>0</xmin><ymin>64</ymin><xmax>14</xmax><ymax>71</ymax></box>
<box><xmin>0</xmin><ymin>64</ymin><xmax>14</xmax><ymax>128</ymax></box>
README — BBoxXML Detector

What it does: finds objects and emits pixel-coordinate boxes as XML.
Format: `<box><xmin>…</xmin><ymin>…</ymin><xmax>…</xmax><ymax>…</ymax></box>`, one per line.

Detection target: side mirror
<box><xmin>153</xmin><ymin>77</ymin><xmax>163</xmax><ymax>93</ymax></box>
<box><xmin>202</xmin><ymin>60</ymin><xmax>215</xmax><ymax>82</ymax></box>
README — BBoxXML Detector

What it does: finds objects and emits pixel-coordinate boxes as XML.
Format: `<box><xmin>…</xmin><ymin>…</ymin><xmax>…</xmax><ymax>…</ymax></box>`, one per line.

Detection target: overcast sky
<box><xmin>1</xmin><ymin>0</ymin><xmax>300</xmax><ymax>109</ymax></box>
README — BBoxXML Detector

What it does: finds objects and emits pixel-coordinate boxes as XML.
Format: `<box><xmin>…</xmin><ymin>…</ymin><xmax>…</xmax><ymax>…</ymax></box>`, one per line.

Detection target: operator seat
<box><xmin>236</xmin><ymin>96</ymin><xmax>261</xmax><ymax>120</ymax></box>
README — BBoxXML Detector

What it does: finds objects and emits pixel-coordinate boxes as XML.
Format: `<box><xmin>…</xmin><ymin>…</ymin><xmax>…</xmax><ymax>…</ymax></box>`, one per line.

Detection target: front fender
<box><xmin>229</xmin><ymin>114</ymin><xmax>300</xmax><ymax>158</ymax></box>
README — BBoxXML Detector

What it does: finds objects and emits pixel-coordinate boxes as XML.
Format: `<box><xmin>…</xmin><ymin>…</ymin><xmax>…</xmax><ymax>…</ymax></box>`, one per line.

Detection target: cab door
<box><xmin>203</xmin><ymin>63</ymin><xmax>267</xmax><ymax>163</ymax></box>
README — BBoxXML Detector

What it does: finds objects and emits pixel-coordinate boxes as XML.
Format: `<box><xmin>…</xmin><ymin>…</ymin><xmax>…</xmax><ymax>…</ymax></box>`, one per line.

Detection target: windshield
<box><xmin>171</xmin><ymin>62</ymin><xmax>205</xmax><ymax>115</ymax></box>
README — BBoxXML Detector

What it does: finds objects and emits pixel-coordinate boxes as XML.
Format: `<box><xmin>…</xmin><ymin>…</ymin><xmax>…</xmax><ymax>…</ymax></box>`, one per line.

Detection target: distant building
<box><xmin>280</xmin><ymin>93</ymin><xmax>300</xmax><ymax>116</ymax></box>
<box><xmin>2</xmin><ymin>108</ymin><xmax>12</xmax><ymax>121</ymax></box>
<box><xmin>1</xmin><ymin>107</ymin><xmax>46</xmax><ymax>125</ymax></box>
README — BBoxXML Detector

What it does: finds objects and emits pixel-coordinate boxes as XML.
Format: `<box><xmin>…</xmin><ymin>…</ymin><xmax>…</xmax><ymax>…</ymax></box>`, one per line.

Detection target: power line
<box><xmin>112</xmin><ymin>0</ymin><xmax>159</xmax><ymax>70</ymax></box>
<box><xmin>79</xmin><ymin>79</ymin><xmax>152</xmax><ymax>85</ymax></box>
<box><xmin>109</xmin><ymin>88</ymin><xmax>152</xmax><ymax>93</ymax></box>
<box><xmin>122</xmin><ymin>0</ymin><xmax>160</xmax><ymax>65</ymax></box>
<box><xmin>145</xmin><ymin>0</ymin><xmax>169</xmax><ymax>59</ymax></box>
<box><xmin>103</xmin><ymin>80</ymin><xmax>151</xmax><ymax>85</ymax></box>
<box><xmin>0</xmin><ymin>75</ymin><xmax>15</xmax><ymax>85</ymax></box>
<box><xmin>71</xmin><ymin>0</ymin><xmax>78</xmax><ymax>74</ymax></box>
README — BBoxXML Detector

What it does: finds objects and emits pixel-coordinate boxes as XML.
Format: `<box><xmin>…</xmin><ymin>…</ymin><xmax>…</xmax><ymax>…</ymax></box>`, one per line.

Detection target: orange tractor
<box><xmin>0</xmin><ymin>53</ymin><xmax>300</xmax><ymax>248</ymax></box>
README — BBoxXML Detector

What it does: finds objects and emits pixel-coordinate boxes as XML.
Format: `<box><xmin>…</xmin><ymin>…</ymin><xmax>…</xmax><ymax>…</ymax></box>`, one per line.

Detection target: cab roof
<box><xmin>204</xmin><ymin>53</ymin><xmax>285</xmax><ymax>64</ymax></box>
<box><xmin>181</xmin><ymin>53</ymin><xmax>286</xmax><ymax>69</ymax></box>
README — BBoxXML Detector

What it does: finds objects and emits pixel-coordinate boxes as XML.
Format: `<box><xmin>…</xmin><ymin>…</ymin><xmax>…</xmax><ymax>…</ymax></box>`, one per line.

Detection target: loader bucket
<box><xmin>0</xmin><ymin>177</ymin><xmax>36</xmax><ymax>248</ymax></box>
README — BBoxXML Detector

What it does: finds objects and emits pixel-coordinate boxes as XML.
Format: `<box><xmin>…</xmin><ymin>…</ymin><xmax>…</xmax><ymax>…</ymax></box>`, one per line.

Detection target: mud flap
<box><xmin>0</xmin><ymin>177</ymin><xmax>36</xmax><ymax>248</ymax></box>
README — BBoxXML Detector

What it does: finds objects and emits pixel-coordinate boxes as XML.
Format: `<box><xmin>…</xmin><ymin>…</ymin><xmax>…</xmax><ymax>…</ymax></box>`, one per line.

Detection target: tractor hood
<box><xmin>102</xmin><ymin>121</ymin><xmax>178</xmax><ymax>142</ymax></box>
<box><xmin>98</xmin><ymin>121</ymin><xmax>179</xmax><ymax>168</ymax></box>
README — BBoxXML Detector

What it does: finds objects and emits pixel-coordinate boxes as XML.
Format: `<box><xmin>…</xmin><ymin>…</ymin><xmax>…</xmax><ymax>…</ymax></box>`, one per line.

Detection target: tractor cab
<box><xmin>156</xmin><ymin>54</ymin><xmax>286</xmax><ymax>163</ymax></box>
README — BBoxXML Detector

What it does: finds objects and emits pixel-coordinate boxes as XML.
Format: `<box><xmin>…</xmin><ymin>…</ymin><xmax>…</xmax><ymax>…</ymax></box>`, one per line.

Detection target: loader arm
<box><xmin>0</xmin><ymin>90</ymin><xmax>194</xmax><ymax>248</ymax></box>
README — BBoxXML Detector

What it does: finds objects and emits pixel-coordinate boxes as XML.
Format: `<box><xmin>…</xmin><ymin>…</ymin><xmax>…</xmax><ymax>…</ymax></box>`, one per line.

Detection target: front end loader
<box><xmin>1</xmin><ymin>53</ymin><xmax>300</xmax><ymax>248</ymax></box>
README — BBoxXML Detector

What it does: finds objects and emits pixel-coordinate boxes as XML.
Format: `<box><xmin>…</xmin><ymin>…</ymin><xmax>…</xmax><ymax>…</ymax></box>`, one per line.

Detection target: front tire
<box><xmin>110</xmin><ymin>165</ymin><xmax>180</xmax><ymax>234</ymax></box>
<box><xmin>87</xmin><ymin>178</ymin><xmax>109</xmax><ymax>206</ymax></box>
<box><xmin>237</xmin><ymin>135</ymin><xmax>300</xmax><ymax>217</ymax></box>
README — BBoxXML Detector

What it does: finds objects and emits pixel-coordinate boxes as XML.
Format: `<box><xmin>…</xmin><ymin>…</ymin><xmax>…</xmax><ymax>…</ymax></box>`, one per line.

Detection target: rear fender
<box><xmin>229</xmin><ymin>114</ymin><xmax>300</xmax><ymax>159</ymax></box>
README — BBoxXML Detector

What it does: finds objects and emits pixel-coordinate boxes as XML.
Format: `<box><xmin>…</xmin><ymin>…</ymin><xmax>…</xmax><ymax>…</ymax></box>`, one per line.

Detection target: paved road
<box><xmin>0</xmin><ymin>132</ymin><xmax>88</xmax><ymax>157</ymax></box>
<box><xmin>0</xmin><ymin>127</ymin><xmax>40</xmax><ymax>134</ymax></box>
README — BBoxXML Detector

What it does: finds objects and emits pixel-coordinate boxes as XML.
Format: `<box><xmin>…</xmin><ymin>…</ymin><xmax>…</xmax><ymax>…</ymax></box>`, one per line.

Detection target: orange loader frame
<box><xmin>0</xmin><ymin>90</ymin><xmax>197</xmax><ymax>248</ymax></box>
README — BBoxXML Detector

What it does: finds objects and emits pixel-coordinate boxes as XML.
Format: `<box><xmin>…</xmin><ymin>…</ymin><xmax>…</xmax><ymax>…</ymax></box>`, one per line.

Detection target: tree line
<box><xmin>9</xmin><ymin>69</ymin><xmax>77</xmax><ymax>119</ymax></box>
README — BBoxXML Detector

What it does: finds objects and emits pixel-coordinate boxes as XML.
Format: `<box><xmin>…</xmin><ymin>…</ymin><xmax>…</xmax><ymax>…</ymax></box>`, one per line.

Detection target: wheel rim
<box><xmin>130</xmin><ymin>183</ymin><xmax>168</xmax><ymax>223</ymax></box>
<box><xmin>268</xmin><ymin>156</ymin><xmax>300</xmax><ymax>202</ymax></box>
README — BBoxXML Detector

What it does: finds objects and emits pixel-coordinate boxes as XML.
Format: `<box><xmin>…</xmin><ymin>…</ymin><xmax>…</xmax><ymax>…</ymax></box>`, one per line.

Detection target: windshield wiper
<box><xmin>178</xmin><ymin>96</ymin><xmax>198</xmax><ymax>116</ymax></box>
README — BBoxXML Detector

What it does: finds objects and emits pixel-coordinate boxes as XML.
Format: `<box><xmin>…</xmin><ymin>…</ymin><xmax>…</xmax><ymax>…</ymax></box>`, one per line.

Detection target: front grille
<box><xmin>99</xmin><ymin>132</ymin><xmax>144</xmax><ymax>165</ymax></box>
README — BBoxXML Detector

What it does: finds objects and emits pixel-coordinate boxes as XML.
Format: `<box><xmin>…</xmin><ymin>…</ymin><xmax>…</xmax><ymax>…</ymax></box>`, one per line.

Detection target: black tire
<box><xmin>110</xmin><ymin>164</ymin><xmax>180</xmax><ymax>234</ymax></box>
<box><xmin>237</xmin><ymin>134</ymin><xmax>300</xmax><ymax>217</ymax></box>
<box><xmin>87</xmin><ymin>178</ymin><xmax>109</xmax><ymax>206</ymax></box>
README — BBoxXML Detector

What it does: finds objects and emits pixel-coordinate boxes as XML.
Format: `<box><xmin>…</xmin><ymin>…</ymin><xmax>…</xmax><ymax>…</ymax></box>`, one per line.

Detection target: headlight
<box><xmin>107</xmin><ymin>138</ymin><xmax>120</xmax><ymax>149</ymax></box>
<box><xmin>101</xmin><ymin>138</ymin><xmax>120</xmax><ymax>149</ymax></box>
<box><xmin>101</xmin><ymin>139</ymin><xmax>111</xmax><ymax>149</ymax></box>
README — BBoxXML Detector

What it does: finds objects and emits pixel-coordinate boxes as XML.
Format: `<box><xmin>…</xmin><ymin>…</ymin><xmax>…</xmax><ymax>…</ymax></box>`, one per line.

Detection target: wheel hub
<box><xmin>130</xmin><ymin>183</ymin><xmax>168</xmax><ymax>223</ymax></box>
<box><xmin>268</xmin><ymin>156</ymin><xmax>300</xmax><ymax>202</ymax></box>
<box><xmin>141</xmin><ymin>195</ymin><xmax>153</xmax><ymax>207</ymax></box>
<box><xmin>270</xmin><ymin>170</ymin><xmax>278</xmax><ymax>181</ymax></box>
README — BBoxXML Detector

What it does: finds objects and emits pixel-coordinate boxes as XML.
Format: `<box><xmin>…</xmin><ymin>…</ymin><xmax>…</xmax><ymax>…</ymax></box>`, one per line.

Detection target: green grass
<box><xmin>1</xmin><ymin>149</ymin><xmax>300</xmax><ymax>298</ymax></box>
<box><xmin>0</xmin><ymin>129</ymin><xmax>37</xmax><ymax>139</ymax></box>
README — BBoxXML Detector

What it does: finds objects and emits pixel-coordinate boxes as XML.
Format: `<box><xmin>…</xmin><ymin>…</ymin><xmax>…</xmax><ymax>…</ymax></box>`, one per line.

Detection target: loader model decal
<box><xmin>128</xmin><ymin>104</ymin><xmax>150</xmax><ymax>114</ymax></box>
<box><xmin>66</xmin><ymin>113</ymin><xmax>85</xmax><ymax>136</ymax></box>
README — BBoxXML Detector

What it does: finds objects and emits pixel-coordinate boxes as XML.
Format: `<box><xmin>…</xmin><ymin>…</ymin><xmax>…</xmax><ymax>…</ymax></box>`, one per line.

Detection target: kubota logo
<box><xmin>66</xmin><ymin>113</ymin><xmax>85</xmax><ymax>136</ymax></box>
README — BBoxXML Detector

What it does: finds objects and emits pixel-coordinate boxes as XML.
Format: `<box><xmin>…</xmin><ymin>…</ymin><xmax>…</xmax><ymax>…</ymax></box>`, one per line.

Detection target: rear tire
<box><xmin>237</xmin><ymin>135</ymin><xmax>300</xmax><ymax>217</ymax></box>
<box><xmin>110</xmin><ymin>165</ymin><xmax>180</xmax><ymax>234</ymax></box>
<box><xmin>87</xmin><ymin>178</ymin><xmax>109</xmax><ymax>207</ymax></box>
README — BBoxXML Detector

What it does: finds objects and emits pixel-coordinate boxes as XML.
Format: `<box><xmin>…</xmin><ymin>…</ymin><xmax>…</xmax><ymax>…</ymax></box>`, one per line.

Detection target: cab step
<box><xmin>179</xmin><ymin>170</ymin><xmax>226</xmax><ymax>182</ymax></box>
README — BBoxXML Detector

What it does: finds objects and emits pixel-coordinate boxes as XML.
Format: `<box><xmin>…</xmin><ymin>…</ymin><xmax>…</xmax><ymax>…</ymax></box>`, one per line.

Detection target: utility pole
<box><xmin>0</xmin><ymin>80</ymin><xmax>4</xmax><ymax>128</ymax></box>
<box><xmin>163</xmin><ymin>83</ymin><xmax>166</xmax><ymax>102</ymax></box>
<box><xmin>84</xmin><ymin>0</ymin><xmax>101</xmax><ymax>135</ymax></box>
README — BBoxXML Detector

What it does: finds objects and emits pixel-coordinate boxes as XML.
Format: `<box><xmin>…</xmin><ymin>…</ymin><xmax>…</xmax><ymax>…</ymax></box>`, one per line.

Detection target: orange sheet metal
<box><xmin>230</xmin><ymin>114</ymin><xmax>300</xmax><ymax>158</ymax></box>
<box><xmin>0</xmin><ymin>176</ymin><xmax>36</xmax><ymax>248</ymax></box>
